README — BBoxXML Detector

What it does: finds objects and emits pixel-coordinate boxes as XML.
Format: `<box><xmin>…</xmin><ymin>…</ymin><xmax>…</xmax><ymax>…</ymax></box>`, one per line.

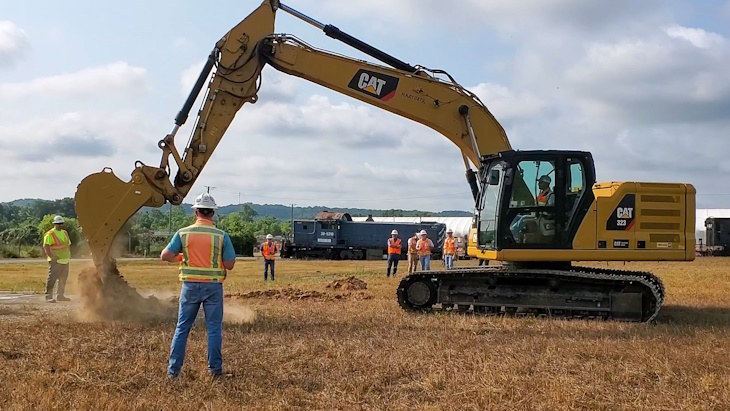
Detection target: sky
<box><xmin>1</xmin><ymin>0</ymin><xmax>729</xmax><ymax>212</ymax></box>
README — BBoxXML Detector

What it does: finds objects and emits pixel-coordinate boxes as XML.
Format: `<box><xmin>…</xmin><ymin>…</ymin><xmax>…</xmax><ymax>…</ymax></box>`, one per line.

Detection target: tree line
<box><xmin>0</xmin><ymin>199</ymin><xmax>290</xmax><ymax>258</ymax></box>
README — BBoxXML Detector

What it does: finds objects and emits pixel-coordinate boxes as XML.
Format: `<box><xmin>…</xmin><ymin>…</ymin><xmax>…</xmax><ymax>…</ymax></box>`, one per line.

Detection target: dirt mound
<box><xmin>77</xmin><ymin>263</ymin><xmax>177</xmax><ymax>322</ymax></box>
<box><xmin>326</xmin><ymin>276</ymin><xmax>368</xmax><ymax>291</ymax></box>
<box><xmin>229</xmin><ymin>286</ymin><xmax>372</xmax><ymax>302</ymax></box>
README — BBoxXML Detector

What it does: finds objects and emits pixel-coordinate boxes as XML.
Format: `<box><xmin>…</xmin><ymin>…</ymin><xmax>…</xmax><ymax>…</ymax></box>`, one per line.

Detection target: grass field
<box><xmin>0</xmin><ymin>257</ymin><xmax>729</xmax><ymax>410</ymax></box>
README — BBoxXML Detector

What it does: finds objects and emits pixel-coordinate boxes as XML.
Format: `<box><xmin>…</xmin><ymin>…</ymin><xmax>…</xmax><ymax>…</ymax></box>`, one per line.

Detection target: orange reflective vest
<box><xmin>262</xmin><ymin>242</ymin><xmax>277</xmax><ymax>261</ymax></box>
<box><xmin>416</xmin><ymin>238</ymin><xmax>431</xmax><ymax>256</ymax></box>
<box><xmin>537</xmin><ymin>190</ymin><xmax>552</xmax><ymax>206</ymax></box>
<box><xmin>387</xmin><ymin>238</ymin><xmax>402</xmax><ymax>255</ymax></box>
<box><xmin>44</xmin><ymin>229</ymin><xmax>71</xmax><ymax>264</ymax></box>
<box><xmin>408</xmin><ymin>237</ymin><xmax>418</xmax><ymax>254</ymax></box>
<box><xmin>444</xmin><ymin>237</ymin><xmax>455</xmax><ymax>255</ymax></box>
<box><xmin>178</xmin><ymin>219</ymin><xmax>226</xmax><ymax>283</ymax></box>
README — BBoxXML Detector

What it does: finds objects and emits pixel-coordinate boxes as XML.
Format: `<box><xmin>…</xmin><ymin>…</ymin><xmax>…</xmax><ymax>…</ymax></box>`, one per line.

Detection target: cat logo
<box><xmin>347</xmin><ymin>69</ymin><xmax>399</xmax><ymax>101</ymax></box>
<box><xmin>607</xmin><ymin>194</ymin><xmax>636</xmax><ymax>231</ymax></box>
<box><xmin>616</xmin><ymin>207</ymin><xmax>633</xmax><ymax>219</ymax></box>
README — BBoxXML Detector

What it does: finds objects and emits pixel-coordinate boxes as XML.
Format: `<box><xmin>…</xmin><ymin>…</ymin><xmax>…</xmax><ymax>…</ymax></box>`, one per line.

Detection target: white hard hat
<box><xmin>266</xmin><ymin>234</ymin><xmax>273</xmax><ymax>239</ymax></box>
<box><xmin>53</xmin><ymin>215</ymin><xmax>64</xmax><ymax>224</ymax></box>
<box><xmin>191</xmin><ymin>192</ymin><xmax>218</xmax><ymax>209</ymax></box>
<box><xmin>419</xmin><ymin>230</ymin><xmax>427</xmax><ymax>236</ymax></box>
<box><xmin>391</xmin><ymin>230</ymin><xmax>398</xmax><ymax>235</ymax></box>
<box><xmin>447</xmin><ymin>228</ymin><xmax>453</xmax><ymax>233</ymax></box>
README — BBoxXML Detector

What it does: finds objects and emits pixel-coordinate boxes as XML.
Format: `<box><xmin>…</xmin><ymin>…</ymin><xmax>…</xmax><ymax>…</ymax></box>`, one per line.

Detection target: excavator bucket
<box><xmin>74</xmin><ymin>168</ymin><xmax>157</xmax><ymax>267</ymax></box>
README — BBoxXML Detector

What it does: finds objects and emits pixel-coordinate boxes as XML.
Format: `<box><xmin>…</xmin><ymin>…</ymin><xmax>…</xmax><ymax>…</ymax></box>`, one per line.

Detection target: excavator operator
<box><xmin>536</xmin><ymin>175</ymin><xmax>555</xmax><ymax>206</ymax></box>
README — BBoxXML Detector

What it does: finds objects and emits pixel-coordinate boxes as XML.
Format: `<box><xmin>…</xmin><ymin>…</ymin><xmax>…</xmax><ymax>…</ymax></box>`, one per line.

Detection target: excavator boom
<box><xmin>75</xmin><ymin>0</ymin><xmax>509</xmax><ymax>266</ymax></box>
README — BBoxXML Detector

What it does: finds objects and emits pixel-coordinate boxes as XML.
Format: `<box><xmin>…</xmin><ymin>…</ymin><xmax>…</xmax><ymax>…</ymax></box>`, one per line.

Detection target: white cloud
<box><xmin>562</xmin><ymin>27</ymin><xmax>730</xmax><ymax>123</ymax></box>
<box><xmin>471</xmin><ymin>83</ymin><xmax>546</xmax><ymax>124</ymax></box>
<box><xmin>665</xmin><ymin>25</ymin><xmax>725</xmax><ymax>49</ymax></box>
<box><xmin>0</xmin><ymin>21</ymin><xmax>29</xmax><ymax>68</ymax></box>
<box><xmin>0</xmin><ymin>62</ymin><xmax>148</xmax><ymax>99</ymax></box>
<box><xmin>172</xmin><ymin>36</ymin><xmax>192</xmax><ymax>50</ymax></box>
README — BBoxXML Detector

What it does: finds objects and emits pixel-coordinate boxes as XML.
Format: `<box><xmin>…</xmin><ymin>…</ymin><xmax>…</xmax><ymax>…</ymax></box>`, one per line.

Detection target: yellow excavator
<box><xmin>75</xmin><ymin>0</ymin><xmax>695</xmax><ymax>322</ymax></box>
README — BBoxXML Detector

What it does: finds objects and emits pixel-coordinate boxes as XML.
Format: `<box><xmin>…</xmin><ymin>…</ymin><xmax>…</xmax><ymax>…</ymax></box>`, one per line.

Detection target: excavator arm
<box><xmin>74</xmin><ymin>0</ymin><xmax>510</xmax><ymax>267</ymax></box>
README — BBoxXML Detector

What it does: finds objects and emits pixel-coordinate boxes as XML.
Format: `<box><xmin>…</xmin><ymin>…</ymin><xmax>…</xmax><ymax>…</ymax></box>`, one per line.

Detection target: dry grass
<box><xmin>0</xmin><ymin>257</ymin><xmax>729</xmax><ymax>410</ymax></box>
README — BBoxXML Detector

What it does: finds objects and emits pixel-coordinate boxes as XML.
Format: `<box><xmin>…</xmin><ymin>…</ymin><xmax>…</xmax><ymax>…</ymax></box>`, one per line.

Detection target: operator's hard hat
<box><xmin>266</xmin><ymin>234</ymin><xmax>273</xmax><ymax>239</ymax></box>
<box><xmin>391</xmin><ymin>229</ymin><xmax>398</xmax><ymax>235</ymax></box>
<box><xmin>446</xmin><ymin>228</ymin><xmax>453</xmax><ymax>233</ymax></box>
<box><xmin>52</xmin><ymin>215</ymin><xmax>64</xmax><ymax>224</ymax></box>
<box><xmin>191</xmin><ymin>192</ymin><xmax>218</xmax><ymax>209</ymax></box>
<box><xmin>539</xmin><ymin>175</ymin><xmax>551</xmax><ymax>184</ymax></box>
<box><xmin>419</xmin><ymin>230</ymin><xmax>427</xmax><ymax>236</ymax></box>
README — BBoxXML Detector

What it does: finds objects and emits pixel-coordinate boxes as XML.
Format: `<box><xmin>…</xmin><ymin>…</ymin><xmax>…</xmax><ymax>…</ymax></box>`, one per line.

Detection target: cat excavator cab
<box><xmin>74</xmin><ymin>0</ymin><xmax>695</xmax><ymax>322</ymax></box>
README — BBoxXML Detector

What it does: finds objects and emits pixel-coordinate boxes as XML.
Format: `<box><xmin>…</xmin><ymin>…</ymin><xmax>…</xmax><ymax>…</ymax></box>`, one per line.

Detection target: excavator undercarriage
<box><xmin>397</xmin><ymin>265</ymin><xmax>664</xmax><ymax>322</ymax></box>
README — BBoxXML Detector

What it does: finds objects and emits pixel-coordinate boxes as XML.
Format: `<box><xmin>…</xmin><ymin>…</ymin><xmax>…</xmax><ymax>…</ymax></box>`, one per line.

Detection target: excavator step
<box><xmin>396</xmin><ymin>266</ymin><xmax>664</xmax><ymax>323</ymax></box>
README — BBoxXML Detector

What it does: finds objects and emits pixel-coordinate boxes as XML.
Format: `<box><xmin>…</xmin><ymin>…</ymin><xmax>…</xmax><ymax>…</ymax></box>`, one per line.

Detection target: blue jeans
<box><xmin>264</xmin><ymin>259</ymin><xmax>275</xmax><ymax>281</ymax></box>
<box><xmin>444</xmin><ymin>254</ymin><xmax>454</xmax><ymax>269</ymax></box>
<box><xmin>419</xmin><ymin>255</ymin><xmax>431</xmax><ymax>271</ymax></box>
<box><xmin>168</xmin><ymin>282</ymin><xmax>224</xmax><ymax>376</ymax></box>
<box><xmin>387</xmin><ymin>253</ymin><xmax>399</xmax><ymax>276</ymax></box>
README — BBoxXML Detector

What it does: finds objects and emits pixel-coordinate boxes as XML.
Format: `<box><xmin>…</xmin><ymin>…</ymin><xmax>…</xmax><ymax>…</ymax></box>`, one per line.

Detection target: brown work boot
<box><xmin>56</xmin><ymin>296</ymin><xmax>71</xmax><ymax>302</ymax></box>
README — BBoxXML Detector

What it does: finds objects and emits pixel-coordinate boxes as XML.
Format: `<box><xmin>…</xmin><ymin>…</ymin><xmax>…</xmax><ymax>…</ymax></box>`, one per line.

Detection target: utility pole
<box><xmin>204</xmin><ymin>185</ymin><xmax>216</xmax><ymax>193</ymax></box>
<box><xmin>290</xmin><ymin>203</ymin><xmax>296</xmax><ymax>240</ymax></box>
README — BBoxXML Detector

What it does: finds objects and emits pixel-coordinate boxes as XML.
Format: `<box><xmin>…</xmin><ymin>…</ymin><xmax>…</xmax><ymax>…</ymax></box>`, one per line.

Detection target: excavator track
<box><xmin>396</xmin><ymin>265</ymin><xmax>664</xmax><ymax>323</ymax></box>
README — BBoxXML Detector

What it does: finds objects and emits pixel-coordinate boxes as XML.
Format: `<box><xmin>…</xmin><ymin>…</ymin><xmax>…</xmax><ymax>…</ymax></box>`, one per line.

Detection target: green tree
<box><xmin>217</xmin><ymin>211</ymin><xmax>257</xmax><ymax>256</ymax></box>
<box><xmin>382</xmin><ymin>209</ymin><xmax>404</xmax><ymax>217</ymax></box>
<box><xmin>239</xmin><ymin>203</ymin><xmax>258</xmax><ymax>222</ymax></box>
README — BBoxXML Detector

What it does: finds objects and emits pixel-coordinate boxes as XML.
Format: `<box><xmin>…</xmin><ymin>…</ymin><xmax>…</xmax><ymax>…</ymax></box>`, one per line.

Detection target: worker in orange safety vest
<box><xmin>407</xmin><ymin>232</ymin><xmax>420</xmax><ymax>274</ymax></box>
<box><xmin>160</xmin><ymin>192</ymin><xmax>236</xmax><ymax>380</ymax></box>
<box><xmin>386</xmin><ymin>229</ymin><xmax>402</xmax><ymax>277</ymax></box>
<box><xmin>42</xmin><ymin>215</ymin><xmax>72</xmax><ymax>303</ymax></box>
<box><xmin>443</xmin><ymin>228</ymin><xmax>456</xmax><ymax>270</ymax></box>
<box><xmin>260</xmin><ymin>234</ymin><xmax>278</xmax><ymax>281</ymax></box>
<box><xmin>416</xmin><ymin>230</ymin><xmax>434</xmax><ymax>271</ymax></box>
<box><xmin>537</xmin><ymin>175</ymin><xmax>555</xmax><ymax>206</ymax></box>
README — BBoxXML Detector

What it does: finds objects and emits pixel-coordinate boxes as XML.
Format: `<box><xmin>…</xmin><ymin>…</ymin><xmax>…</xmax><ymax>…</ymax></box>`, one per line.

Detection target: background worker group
<box><xmin>388</xmin><ymin>228</ymin><xmax>457</xmax><ymax>276</ymax></box>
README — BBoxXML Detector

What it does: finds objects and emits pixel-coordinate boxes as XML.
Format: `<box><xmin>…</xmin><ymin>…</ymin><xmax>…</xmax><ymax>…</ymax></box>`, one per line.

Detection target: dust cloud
<box><xmin>76</xmin><ymin>263</ymin><xmax>256</xmax><ymax>324</ymax></box>
<box><xmin>77</xmin><ymin>264</ymin><xmax>177</xmax><ymax>322</ymax></box>
<box><xmin>223</xmin><ymin>302</ymin><xmax>257</xmax><ymax>324</ymax></box>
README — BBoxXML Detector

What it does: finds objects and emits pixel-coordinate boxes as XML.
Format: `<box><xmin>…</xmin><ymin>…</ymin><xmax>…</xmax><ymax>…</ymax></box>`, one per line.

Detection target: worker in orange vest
<box><xmin>386</xmin><ymin>229</ymin><xmax>402</xmax><ymax>277</ymax></box>
<box><xmin>160</xmin><ymin>192</ymin><xmax>236</xmax><ymax>380</ymax></box>
<box><xmin>443</xmin><ymin>228</ymin><xmax>456</xmax><ymax>270</ymax></box>
<box><xmin>537</xmin><ymin>175</ymin><xmax>554</xmax><ymax>206</ymax></box>
<box><xmin>42</xmin><ymin>215</ymin><xmax>72</xmax><ymax>303</ymax></box>
<box><xmin>260</xmin><ymin>233</ymin><xmax>278</xmax><ymax>281</ymax></box>
<box><xmin>416</xmin><ymin>230</ymin><xmax>434</xmax><ymax>271</ymax></box>
<box><xmin>407</xmin><ymin>231</ymin><xmax>420</xmax><ymax>274</ymax></box>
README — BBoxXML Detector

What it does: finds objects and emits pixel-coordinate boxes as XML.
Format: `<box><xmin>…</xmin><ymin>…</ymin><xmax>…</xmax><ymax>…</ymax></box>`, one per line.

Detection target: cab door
<box><xmin>496</xmin><ymin>151</ymin><xmax>595</xmax><ymax>250</ymax></box>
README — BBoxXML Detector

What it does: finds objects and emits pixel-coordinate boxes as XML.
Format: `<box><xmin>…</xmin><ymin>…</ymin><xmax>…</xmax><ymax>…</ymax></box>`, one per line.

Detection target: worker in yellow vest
<box><xmin>260</xmin><ymin>234</ymin><xmax>278</xmax><ymax>281</ymax></box>
<box><xmin>160</xmin><ymin>192</ymin><xmax>236</xmax><ymax>380</ymax></box>
<box><xmin>42</xmin><ymin>215</ymin><xmax>72</xmax><ymax>303</ymax></box>
<box><xmin>386</xmin><ymin>229</ymin><xmax>402</xmax><ymax>277</ymax></box>
<box><xmin>443</xmin><ymin>228</ymin><xmax>456</xmax><ymax>270</ymax></box>
<box><xmin>416</xmin><ymin>230</ymin><xmax>434</xmax><ymax>271</ymax></box>
<box><xmin>407</xmin><ymin>232</ymin><xmax>420</xmax><ymax>274</ymax></box>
